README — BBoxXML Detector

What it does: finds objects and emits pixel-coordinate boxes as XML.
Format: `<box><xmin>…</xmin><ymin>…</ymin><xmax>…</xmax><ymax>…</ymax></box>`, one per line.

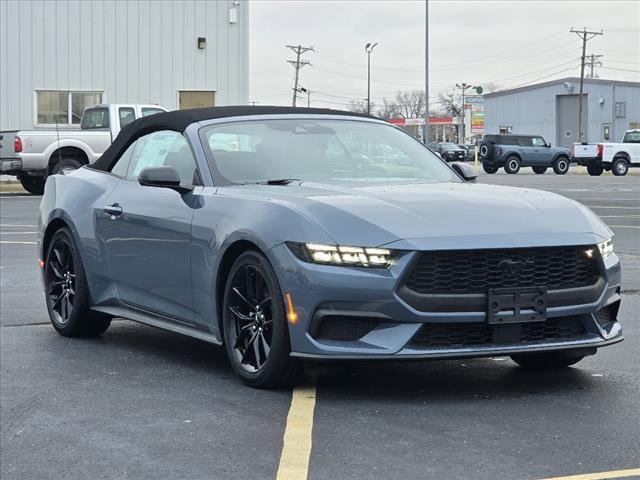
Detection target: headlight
<box><xmin>598</xmin><ymin>238</ymin><xmax>613</xmax><ymax>259</ymax></box>
<box><xmin>287</xmin><ymin>242</ymin><xmax>395</xmax><ymax>268</ymax></box>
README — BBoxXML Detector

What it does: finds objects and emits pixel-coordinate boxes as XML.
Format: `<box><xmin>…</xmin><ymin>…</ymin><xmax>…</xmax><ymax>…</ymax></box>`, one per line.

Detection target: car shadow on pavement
<box><xmin>313</xmin><ymin>359</ymin><xmax>601</xmax><ymax>401</ymax></box>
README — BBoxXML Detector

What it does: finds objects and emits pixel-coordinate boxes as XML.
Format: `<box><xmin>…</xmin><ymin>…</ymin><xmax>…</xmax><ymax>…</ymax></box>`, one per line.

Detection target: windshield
<box><xmin>200</xmin><ymin>118</ymin><xmax>459</xmax><ymax>186</ymax></box>
<box><xmin>623</xmin><ymin>131</ymin><xmax>640</xmax><ymax>143</ymax></box>
<box><xmin>440</xmin><ymin>143</ymin><xmax>459</xmax><ymax>150</ymax></box>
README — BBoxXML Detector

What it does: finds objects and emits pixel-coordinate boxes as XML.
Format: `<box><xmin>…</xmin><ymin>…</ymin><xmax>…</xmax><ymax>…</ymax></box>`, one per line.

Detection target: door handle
<box><xmin>103</xmin><ymin>203</ymin><xmax>123</xmax><ymax>218</ymax></box>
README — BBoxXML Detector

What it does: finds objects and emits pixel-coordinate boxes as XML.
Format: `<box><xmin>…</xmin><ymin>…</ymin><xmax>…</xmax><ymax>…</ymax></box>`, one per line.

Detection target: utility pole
<box><xmin>456</xmin><ymin>82</ymin><xmax>471</xmax><ymax>143</ymax></box>
<box><xmin>286</xmin><ymin>45</ymin><xmax>314</xmax><ymax>107</ymax></box>
<box><xmin>585</xmin><ymin>53</ymin><xmax>603</xmax><ymax>78</ymax></box>
<box><xmin>424</xmin><ymin>0</ymin><xmax>429</xmax><ymax>143</ymax></box>
<box><xmin>570</xmin><ymin>27</ymin><xmax>603</xmax><ymax>142</ymax></box>
<box><xmin>365</xmin><ymin>42</ymin><xmax>378</xmax><ymax>115</ymax></box>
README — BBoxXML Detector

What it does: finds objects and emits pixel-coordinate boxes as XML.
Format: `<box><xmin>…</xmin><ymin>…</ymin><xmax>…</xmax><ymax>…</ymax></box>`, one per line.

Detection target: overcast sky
<box><xmin>248</xmin><ymin>0</ymin><xmax>640</xmax><ymax>112</ymax></box>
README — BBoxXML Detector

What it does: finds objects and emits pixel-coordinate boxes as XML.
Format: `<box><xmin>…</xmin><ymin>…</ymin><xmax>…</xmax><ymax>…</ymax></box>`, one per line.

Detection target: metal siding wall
<box><xmin>0</xmin><ymin>0</ymin><xmax>249</xmax><ymax>130</ymax></box>
<box><xmin>485</xmin><ymin>80</ymin><xmax>640</xmax><ymax>145</ymax></box>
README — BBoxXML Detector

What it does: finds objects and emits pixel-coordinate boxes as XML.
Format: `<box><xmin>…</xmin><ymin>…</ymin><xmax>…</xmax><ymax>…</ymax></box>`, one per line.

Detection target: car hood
<box><xmin>228</xmin><ymin>182</ymin><xmax>612</xmax><ymax>250</ymax></box>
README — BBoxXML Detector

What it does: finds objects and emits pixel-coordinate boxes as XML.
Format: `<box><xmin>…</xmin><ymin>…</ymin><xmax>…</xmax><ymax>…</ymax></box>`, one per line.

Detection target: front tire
<box><xmin>18</xmin><ymin>174</ymin><xmax>45</xmax><ymax>195</ymax></box>
<box><xmin>612</xmin><ymin>158</ymin><xmax>629</xmax><ymax>176</ymax></box>
<box><xmin>532</xmin><ymin>166</ymin><xmax>547</xmax><ymax>174</ymax></box>
<box><xmin>482</xmin><ymin>163</ymin><xmax>499</xmax><ymax>174</ymax></box>
<box><xmin>587</xmin><ymin>164</ymin><xmax>604</xmax><ymax>176</ymax></box>
<box><xmin>44</xmin><ymin>228</ymin><xmax>111</xmax><ymax>337</ymax></box>
<box><xmin>504</xmin><ymin>156</ymin><xmax>520</xmax><ymax>174</ymax></box>
<box><xmin>222</xmin><ymin>250</ymin><xmax>301</xmax><ymax>388</ymax></box>
<box><xmin>510</xmin><ymin>351</ymin><xmax>586</xmax><ymax>369</ymax></box>
<box><xmin>553</xmin><ymin>157</ymin><xmax>570</xmax><ymax>175</ymax></box>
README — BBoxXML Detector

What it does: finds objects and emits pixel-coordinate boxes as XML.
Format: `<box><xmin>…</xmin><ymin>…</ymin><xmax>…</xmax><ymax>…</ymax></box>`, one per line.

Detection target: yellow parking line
<box><xmin>541</xmin><ymin>467</ymin><xmax>640</xmax><ymax>480</ymax></box>
<box><xmin>276</xmin><ymin>382</ymin><xmax>317</xmax><ymax>480</ymax></box>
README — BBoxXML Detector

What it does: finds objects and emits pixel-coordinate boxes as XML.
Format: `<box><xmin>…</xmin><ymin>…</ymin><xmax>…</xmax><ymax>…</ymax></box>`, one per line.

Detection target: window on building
<box><xmin>36</xmin><ymin>90</ymin><xmax>103</xmax><ymax>126</ymax></box>
<box><xmin>499</xmin><ymin>126</ymin><xmax>513</xmax><ymax>134</ymax></box>
<box><xmin>615</xmin><ymin>102</ymin><xmax>626</xmax><ymax>118</ymax></box>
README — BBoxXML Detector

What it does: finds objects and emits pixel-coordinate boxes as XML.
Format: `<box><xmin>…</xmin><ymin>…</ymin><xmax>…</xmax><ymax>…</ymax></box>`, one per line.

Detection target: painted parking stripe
<box><xmin>540</xmin><ymin>467</ymin><xmax>640</xmax><ymax>479</ymax></box>
<box><xmin>276</xmin><ymin>382</ymin><xmax>317</xmax><ymax>480</ymax></box>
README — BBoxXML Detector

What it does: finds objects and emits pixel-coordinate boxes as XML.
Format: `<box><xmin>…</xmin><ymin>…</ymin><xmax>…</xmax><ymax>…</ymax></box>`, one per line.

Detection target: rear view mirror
<box><xmin>451</xmin><ymin>162</ymin><xmax>477</xmax><ymax>182</ymax></box>
<box><xmin>138</xmin><ymin>166</ymin><xmax>193</xmax><ymax>193</ymax></box>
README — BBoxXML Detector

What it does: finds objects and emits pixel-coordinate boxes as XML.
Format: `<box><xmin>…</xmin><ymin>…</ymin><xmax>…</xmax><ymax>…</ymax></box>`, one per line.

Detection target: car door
<box><xmin>97</xmin><ymin>130</ymin><xmax>201</xmax><ymax>323</ymax></box>
<box><xmin>516</xmin><ymin>136</ymin><xmax>535</xmax><ymax>165</ymax></box>
<box><xmin>530</xmin><ymin>136</ymin><xmax>548</xmax><ymax>164</ymax></box>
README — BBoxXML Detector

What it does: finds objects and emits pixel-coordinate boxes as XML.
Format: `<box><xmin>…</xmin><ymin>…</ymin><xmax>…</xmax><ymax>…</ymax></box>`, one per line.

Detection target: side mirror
<box><xmin>138</xmin><ymin>166</ymin><xmax>193</xmax><ymax>193</ymax></box>
<box><xmin>451</xmin><ymin>162</ymin><xmax>477</xmax><ymax>182</ymax></box>
<box><xmin>547</xmin><ymin>142</ymin><xmax>552</xmax><ymax>147</ymax></box>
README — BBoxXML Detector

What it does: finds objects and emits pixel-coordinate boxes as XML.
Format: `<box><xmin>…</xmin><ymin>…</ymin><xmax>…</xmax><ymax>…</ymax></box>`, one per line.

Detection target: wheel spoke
<box><xmin>48</xmin><ymin>281</ymin><xmax>64</xmax><ymax>294</ymax></box>
<box><xmin>53</xmin><ymin>247</ymin><xmax>64</xmax><ymax>267</ymax></box>
<box><xmin>245</xmin><ymin>268</ymin><xmax>256</xmax><ymax>303</ymax></box>
<box><xmin>231</xmin><ymin>287</ymin><xmax>253</xmax><ymax>309</ymax></box>
<box><xmin>259</xmin><ymin>331</ymin><xmax>270</xmax><ymax>359</ymax></box>
<box><xmin>253</xmin><ymin>333</ymin><xmax>262</xmax><ymax>368</ymax></box>
<box><xmin>229</xmin><ymin>306</ymin><xmax>252</xmax><ymax>323</ymax></box>
<box><xmin>233</xmin><ymin>326</ymin><xmax>252</xmax><ymax>350</ymax></box>
<box><xmin>50</xmin><ymin>261</ymin><xmax>64</xmax><ymax>279</ymax></box>
<box><xmin>51</xmin><ymin>290</ymin><xmax>66</xmax><ymax>309</ymax></box>
<box><xmin>241</xmin><ymin>331</ymin><xmax>259</xmax><ymax>365</ymax></box>
<box><xmin>258</xmin><ymin>296</ymin><xmax>271</xmax><ymax>308</ymax></box>
<box><xmin>60</xmin><ymin>292</ymin><xmax>68</xmax><ymax>319</ymax></box>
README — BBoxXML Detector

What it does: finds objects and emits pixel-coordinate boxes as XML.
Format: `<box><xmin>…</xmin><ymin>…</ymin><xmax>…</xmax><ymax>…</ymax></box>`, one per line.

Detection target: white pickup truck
<box><xmin>571</xmin><ymin>129</ymin><xmax>640</xmax><ymax>176</ymax></box>
<box><xmin>0</xmin><ymin>103</ymin><xmax>166</xmax><ymax>194</ymax></box>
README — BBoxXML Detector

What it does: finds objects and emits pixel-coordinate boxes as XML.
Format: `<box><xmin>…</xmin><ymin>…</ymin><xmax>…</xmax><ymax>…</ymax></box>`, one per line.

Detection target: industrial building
<box><xmin>484</xmin><ymin>77</ymin><xmax>640</xmax><ymax>148</ymax></box>
<box><xmin>0</xmin><ymin>0</ymin><xmax>249</xmax><ymax>131</ymax></box>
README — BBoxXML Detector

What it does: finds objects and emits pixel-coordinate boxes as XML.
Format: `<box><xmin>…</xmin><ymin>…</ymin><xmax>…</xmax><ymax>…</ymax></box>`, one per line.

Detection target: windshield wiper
<box><xmin>258</xmin><ymin>178</ymin><xmax>302</xmax><ymax>185</ymax></box>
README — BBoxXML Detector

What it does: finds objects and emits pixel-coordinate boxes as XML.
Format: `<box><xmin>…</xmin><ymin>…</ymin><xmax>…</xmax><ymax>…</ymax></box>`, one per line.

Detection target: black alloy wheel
<box><xmin>44</xmin><ymin>228</ymin><xmax>111</xmax><ymax>337</ymax></box>
<box><xmin>46</xmin><ymin>237</ymin><xmax>76</xmax><ymax>325</ymax></box>
<box><xmin>227</xmin><ymin>264</ymin><xmax>273</xmax><ymax>373</ymax></box>
<box><xmin>223</xmin><ymin>251</ymin><xmax>300</xmax><ymax>388</ymax></box>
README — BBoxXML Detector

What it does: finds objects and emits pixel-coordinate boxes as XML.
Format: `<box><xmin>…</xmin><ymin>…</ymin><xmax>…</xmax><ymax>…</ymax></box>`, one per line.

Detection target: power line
<box><xmin>286</xmin><ymin>45</ymin><xmax>314</xmax><ymax>107</ymax></box>
<box><xmin>585</xmin><ymin>54</ymin><xmax>603</xmax><ymax>78</ymax></box>
<box><xmin>571</xmin><ymin>27</ymin><xmax>603</xmax><ymax>142</ymax></box>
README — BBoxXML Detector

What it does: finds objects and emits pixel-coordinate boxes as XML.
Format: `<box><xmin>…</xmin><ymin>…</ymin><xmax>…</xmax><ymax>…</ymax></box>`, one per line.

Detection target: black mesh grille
<box><xmin>405</xmin><ymin>246</ymin><xmax>599</xmax><ymax>295</ymax></box>
<box><xmin>410</xmin><ymin>317</ymin><xmax>587</xmax><ymax>349</ymax></box>
<box><xmin>314</xmin><ymin>316</ymin><xmax>380</xmax><ymax>341</ymax></box>
<box><xmin>593</xmin><ymin>304</ymin><xmax>617</xmax><ymax>329</ymax></box>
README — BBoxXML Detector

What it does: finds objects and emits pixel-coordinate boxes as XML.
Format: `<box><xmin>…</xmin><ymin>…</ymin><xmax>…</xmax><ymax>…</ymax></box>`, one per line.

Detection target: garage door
<box><xmin>556</xmin><ymin>94</ymin><xmax>587</xmax><ymax>148</ymax></box>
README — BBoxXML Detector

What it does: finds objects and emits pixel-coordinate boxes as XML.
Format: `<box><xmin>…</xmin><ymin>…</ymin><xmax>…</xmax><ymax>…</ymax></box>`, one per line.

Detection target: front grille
<box><xmin>593</xmin><ymin>303</ymin><xmax>618</xmax><ymax>329</ymax></box>
<box><xmin>410</xmin><ymin>316</ymin><xmax>587</xmax><ymax>349</ymax></box>
<box><xmin>405</xmin><ymin>246</ymin><xmax>599</xmax><ymax>295</ymax></box>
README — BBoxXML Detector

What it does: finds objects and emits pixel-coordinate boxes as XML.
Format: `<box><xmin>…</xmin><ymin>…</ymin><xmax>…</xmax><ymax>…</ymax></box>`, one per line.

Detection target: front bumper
<box><xmin>270</xmin><ymin>244</ymin><xmax>623</xmax><ymax>360</ymax></box>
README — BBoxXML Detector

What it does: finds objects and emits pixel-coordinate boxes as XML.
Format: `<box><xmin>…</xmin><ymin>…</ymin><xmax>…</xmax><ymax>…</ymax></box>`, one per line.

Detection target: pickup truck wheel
<box><xmin>510</xmin><ymin>350</ymin><xmax>586</xmax><ymax>369</ymax></box>
<box><xmin>532</xmin><ymin>166</ymin><xmax>547</xmax><ymax>174</ymax></box>
<box><xmin>504</xmin><ymin>156</ymin><xmax>520</xmax><ymax>174</ymax></box>
<box><xmin>587</xmin><ymin>164</ymin><xmax>604</xmax><ymax>176</ymax></box>
<box><xmin>52</xmin><ymin>158</ymin><xmax>82</xmax><ymax>176</ymax></box>
<box><xmin>552</xmin><ymin>157</ymin><xmax>570</xmax><ymax>175</ymax></box>
<box><xmin>18</xmin><ymin>175</ymin><xmax>45</xmax><ymax>195</ymax></box>
<box><xmin>482</xmin><ymin>163</ymin><xmax>499</xmax><ymax>174</ymax></box>
<box><xmin>612</xmin><ymin>158</ymin><xmax>629</xmax><ymax>176</ymax></box>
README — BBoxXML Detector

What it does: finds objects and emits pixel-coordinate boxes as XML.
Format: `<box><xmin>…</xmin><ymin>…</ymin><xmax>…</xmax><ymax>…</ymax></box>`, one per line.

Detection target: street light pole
<box><xmin>365</xmin><ymin>42</ymin><xmax>378</xmax><ymax>115</ymax></box>
<box><xmin>456</xmin><ymin>82</ymin><xmax>470</xmax><ymax>143</ymax></box>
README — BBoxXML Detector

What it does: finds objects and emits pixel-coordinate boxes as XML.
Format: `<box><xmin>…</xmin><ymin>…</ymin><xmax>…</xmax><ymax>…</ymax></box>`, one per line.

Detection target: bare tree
<box><xmin>347</xmin><ymin>99</ymin><xmax>374</xmax><ymax>115</ymax></box>
<box><xmin>394</xmin><ymin>90</ymin><xmax>426</xmax><ymax>119</ymax></box>
<box><xmin>481</xmin><ymin>82</ymin><xmax>502</xmax><ymax>94</ymax></box>
<box><xmin>437</xmin><ymin>91</ymin><xmax>462</xmax><ymax>117</ymax></box>
<box><xmin>376</xmin><ymin>98</ymin><xmax>401</xmax><ymax>119</ymax></box>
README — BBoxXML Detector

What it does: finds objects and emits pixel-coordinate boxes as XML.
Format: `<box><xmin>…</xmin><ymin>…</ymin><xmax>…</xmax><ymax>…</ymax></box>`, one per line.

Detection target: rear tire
<box><xmin>532</xmin><ymin>166</ymin><xmax>547</xmax><ymax>174</ymax></box>
<box><xmin>44</xmin><ymin>228</ymin><xmax>111</xmax><ymax>337</ymax></box>
<box><xmin>222</xmin><ymin>250</ymin><xmax>301</xmax><ymax>388</ymax></box>
<box><xmin>587</xmin><ymin>164</ymin><xmax>604</xmax><ymax>176</ymax></box>
<box><xmin>510</xmin><ymin>351</ymin><xmax>586</xmax><ymax>369</ymax></box>
<box><xmin>611</xmin><ymin>158</ymin><xmax>629</xmax><ymax>176</ymax></box>
<box><xmin>552</xmin><ymin>157</ymin><xmax>570</xmax><ymax>175</ymax></box>
<box><xmin>482</xmin><ymin>163</ymin><xmax>499</xmax><ymax>174</ymax></box>
<box><xmin>18</xmin><ymin>174</ymin><xmax>45</xmax><ymax>195</ymax></box>
<box><xmin>504</xmin><ymin>156</ymin><xmax>520</xmax><ymax>174</ymax></box>
<box><xmin>51</xmin><ymin>157</ymin><xmax>83</xmax><ymax>176</ymax></box>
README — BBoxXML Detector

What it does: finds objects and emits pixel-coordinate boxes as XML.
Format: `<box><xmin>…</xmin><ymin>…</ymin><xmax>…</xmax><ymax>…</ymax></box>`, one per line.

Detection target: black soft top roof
<box><xmin>91</xmin><ymin>105</ymin><xmax>373</xmax><ymax>171</ymax></box>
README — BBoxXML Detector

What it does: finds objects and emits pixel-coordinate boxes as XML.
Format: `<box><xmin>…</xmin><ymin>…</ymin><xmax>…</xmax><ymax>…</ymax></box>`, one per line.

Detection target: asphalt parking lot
<box><xmin>1</xmin><ymin>170</ymin><xmax>639</xmax><ymax>480</ymax></box>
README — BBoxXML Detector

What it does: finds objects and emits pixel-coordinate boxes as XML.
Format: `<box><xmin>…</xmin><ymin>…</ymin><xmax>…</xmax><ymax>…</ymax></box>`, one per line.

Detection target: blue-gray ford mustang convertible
<box><xmin>38</xmin><ymin>106</ymin><xmax>623</xmax><ymax>388</ymax></box>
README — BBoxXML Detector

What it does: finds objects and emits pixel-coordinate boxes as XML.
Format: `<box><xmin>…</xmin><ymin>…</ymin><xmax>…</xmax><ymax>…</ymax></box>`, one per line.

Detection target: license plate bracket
<box><xmin>487</xmin><ymin>287</ymin><xmax>547</xmax><ymax>324</ymax></box>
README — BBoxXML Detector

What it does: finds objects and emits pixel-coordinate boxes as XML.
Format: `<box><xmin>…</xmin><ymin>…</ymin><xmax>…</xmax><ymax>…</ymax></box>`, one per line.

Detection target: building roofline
<box><xmin>484</xmin><ymin>77</ymin><xmax>640</xmax><ymax>98</ymax></box>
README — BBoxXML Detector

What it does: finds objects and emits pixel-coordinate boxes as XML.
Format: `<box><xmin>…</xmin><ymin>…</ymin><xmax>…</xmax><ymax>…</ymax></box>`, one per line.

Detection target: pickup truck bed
<box><xmin>571</xmin><ymin>130</ymin><xmax>640</xmax><ymax>176</ymax></box>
